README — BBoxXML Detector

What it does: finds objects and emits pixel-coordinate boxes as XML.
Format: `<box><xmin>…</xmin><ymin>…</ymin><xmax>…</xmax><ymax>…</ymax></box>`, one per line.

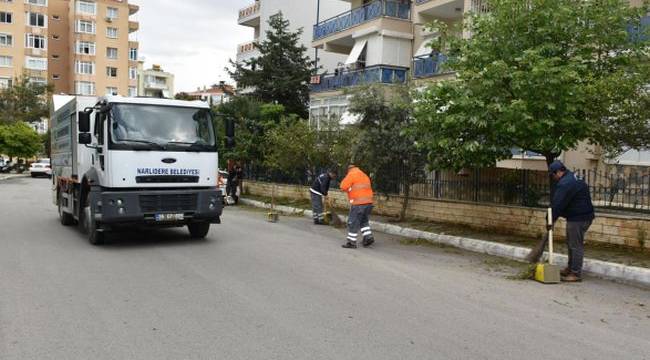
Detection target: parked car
<box><xmin>29</xmin><ymin>158</ymin><xmax>52</xmax><ymax>178</ymax></box>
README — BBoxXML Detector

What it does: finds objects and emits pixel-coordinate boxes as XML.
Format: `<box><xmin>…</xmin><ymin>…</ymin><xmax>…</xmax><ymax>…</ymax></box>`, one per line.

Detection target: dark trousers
<box><xmin>566</xmin><ymin>220</ymin><xmax>592</xmax><ymax>276</ymax></box>
<box><xmin>346</xmin><ymin>204</ymin><xmax>373</xmax><ymax>243</ymax></box>
<box><xmin>311</xmin><ymin>192</ymin><xmax>324</xmax><ymax>221</ymax></box>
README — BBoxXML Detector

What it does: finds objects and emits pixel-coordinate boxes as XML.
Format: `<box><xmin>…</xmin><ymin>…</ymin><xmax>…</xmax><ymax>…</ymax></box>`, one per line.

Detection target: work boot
<box><xmin>560</xmin><ymin>267</ymin><xmax>571</xmax><ymax>277</ymax></box>
<box><xmin>314</xmin><ymin>219</ymin><xmax>324</xmax><ymax>225</ymax></box>
<box><xmin>362</xmin><ymin>236</ymin><xmax>375</xmax><ymax>247</ymax></box>
<box><xmin>561</xmin><ymin>273</ymin><xmax>582</xmax><ymax>282</ymax></box>
<box><xmin>341</xmin><ymin>241</ymin><xmax>357</xmax><ymax>249</ymax></box>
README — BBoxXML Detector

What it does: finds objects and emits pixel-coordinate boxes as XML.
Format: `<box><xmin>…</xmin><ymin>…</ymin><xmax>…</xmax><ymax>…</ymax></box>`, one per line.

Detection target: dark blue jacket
<box><xmin>552</xmin><ymin>171</ymin><xmax>595</xmax><ymax>222</ymax></box>
<box><xmin>310</xmin><ymin>173</ymin><xmax>331</xmax><ymax>196</ymax></box>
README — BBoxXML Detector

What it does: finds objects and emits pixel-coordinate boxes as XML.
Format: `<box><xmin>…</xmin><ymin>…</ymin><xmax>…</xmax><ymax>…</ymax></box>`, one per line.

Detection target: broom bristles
<box><xmin>525</xmin><ymin>233</ymin><xmax>548</xmax><ymax>263</ymax></box>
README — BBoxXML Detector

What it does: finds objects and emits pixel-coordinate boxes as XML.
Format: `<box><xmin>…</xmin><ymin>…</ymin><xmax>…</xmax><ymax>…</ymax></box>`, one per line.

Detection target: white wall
<box><xmin>259</xmin><ymin>0</ymin><xmax>348</xmax><ymax>73</ymax></box>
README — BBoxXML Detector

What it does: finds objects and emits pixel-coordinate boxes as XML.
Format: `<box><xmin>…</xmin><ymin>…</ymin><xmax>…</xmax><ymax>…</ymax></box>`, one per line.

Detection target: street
<box><xmin>0</xmin><ymin>177</ymin><xmax>648</xmax><ymax>360</ymax></box>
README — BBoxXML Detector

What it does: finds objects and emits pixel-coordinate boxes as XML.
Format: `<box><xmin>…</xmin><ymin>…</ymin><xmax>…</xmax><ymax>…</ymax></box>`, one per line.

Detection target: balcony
<box><xmin>412</xmin><ymin>53</ymin><xmax>448</xmax><ymax>78</ymax></box>
<box><xmin>311</xmin><ymin>65</ymin><xmax>408</xmax><ymax>93</ymax></box>
<box><xmin>129</xmin><ymin>21</ymin><xmax>139</xmax><ymax>33</ymax></box>
<box><xmin>313</xmin><ymin>0</ymin><xmax>411</xmax><ymax>41</ymax></box>
<box><xmin>237</xmin><ymin>40</ymin><xmax>258</xmax><ymax>55</ymax></box>
<box><xmin>238</xmin><ymin>2</ymin><xmax>261</xmax><ymax>27</ymax></box>
<box><xmin>144</xmin><ymin>81</ymin><xmax>168</xmax><ymax>90</ymax></box>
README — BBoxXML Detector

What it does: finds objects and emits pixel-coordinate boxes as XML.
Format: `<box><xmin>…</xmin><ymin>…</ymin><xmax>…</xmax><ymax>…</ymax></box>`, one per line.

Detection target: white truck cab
<box><xmin>51</xmin><ymin>95</ymin><xmax>231</xmax><ymax>244</ymax></box>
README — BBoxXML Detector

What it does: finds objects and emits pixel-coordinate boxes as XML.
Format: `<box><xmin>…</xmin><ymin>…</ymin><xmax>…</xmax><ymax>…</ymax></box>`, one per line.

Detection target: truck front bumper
<box><xmin>94</xmin><ymin>188</ymin><xmax>223</xmax><ymax>225</ymax></box>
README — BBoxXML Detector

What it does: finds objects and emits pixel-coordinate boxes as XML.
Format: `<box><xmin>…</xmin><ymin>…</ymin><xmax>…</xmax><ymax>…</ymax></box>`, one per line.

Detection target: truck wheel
<box><xmin>58</xmin><ymin>195</ymin><xmax>75</xmax><ymax>226</ymax></box>
<box><xmin>82</xmin><ymin>204</ymin><xmax>105</xmax><ymax>245</ymax></box>
<box><xmin>188</xmin><ymin>222</ymin><xmax>210</xmax><ymax>239</ymax></box>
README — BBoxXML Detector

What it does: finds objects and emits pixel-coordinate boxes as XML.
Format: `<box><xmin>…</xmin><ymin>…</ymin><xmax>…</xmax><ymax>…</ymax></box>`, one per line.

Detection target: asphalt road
<box><xmin>1</xmin><ymin>177</ymin><xmax>649</xmax><ymax>360</ymax></box>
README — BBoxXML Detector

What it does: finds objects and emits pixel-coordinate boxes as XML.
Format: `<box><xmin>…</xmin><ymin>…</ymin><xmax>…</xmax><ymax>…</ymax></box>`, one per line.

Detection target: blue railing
<box><xmin>628</xmin><ymin>15</ymin><xmax>650</xmax><ymax>42</ymax></box>
<box><xmin>311</xmin><ymin>65</ymin><xmax>409</xmax><ymax>92</ymax></box>
<box><xmin>313</xmin><ymin>0</ymin><xmax>411</xmax><ymax>40</ymax></box>
<box><xmin>415</xmin><ymin>0</ymin><xmax>431</xmax><ymax>4</ymax></box>
<box><xmin>412</xmin><ymin>53</ymin><xmax>448</xmax><ymax>78</ymax></box>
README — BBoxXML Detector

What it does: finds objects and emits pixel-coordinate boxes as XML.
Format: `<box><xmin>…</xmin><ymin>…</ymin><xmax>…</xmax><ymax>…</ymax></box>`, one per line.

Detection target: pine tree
<box><xmin>229</xmin><ymin>12</ymin><xmax>313</xmax><ymax>119</ymax></box>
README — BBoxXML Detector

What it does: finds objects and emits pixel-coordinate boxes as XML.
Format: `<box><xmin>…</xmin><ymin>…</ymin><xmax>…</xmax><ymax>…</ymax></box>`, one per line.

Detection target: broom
<box><xmin>324</xmin><ymin>197</ymin><xmax>344</xmax><ymax>228</ymax></box>
<box><xmin>525</xmin><ymin>210</ymin><xmax>552</xmax><ymax>263</ymax></box>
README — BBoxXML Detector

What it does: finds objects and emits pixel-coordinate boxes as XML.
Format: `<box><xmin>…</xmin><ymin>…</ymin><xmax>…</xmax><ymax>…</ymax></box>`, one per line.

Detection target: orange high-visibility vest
<box><xmin>340</xmin><ymin>166</ymin><xmax>373</xmax><ymax>205</ymax></box>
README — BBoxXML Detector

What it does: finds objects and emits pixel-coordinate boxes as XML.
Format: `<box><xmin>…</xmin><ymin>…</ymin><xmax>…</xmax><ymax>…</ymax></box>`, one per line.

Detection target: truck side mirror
<box><xmin>78</xmin><ymin>133</ymin><xmax>92</xmax><ymax>145</ymax></box>
<box><xmin>225</xmin><ymin>117</ymin><xmax>235</xmax><ymax>149</ymax></box>
<box><xmin>78</xmin><ymin>111</ymin><xmax>91</xmax><ymax>133</ymax></box>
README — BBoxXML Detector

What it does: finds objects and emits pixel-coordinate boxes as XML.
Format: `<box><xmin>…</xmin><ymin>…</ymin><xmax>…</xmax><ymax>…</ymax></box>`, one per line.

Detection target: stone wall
<box><xmin>243</xmin><ymin>180</ymin><xmax>650</xmax><ymax>249</ymax></box>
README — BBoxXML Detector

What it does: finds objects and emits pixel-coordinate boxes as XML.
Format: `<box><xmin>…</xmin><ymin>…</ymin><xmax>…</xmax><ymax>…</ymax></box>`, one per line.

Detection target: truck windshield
<box><xmin>110</xmin><ymin>104</ymin><xmax>216</xmax><ymax>151</ymax></box>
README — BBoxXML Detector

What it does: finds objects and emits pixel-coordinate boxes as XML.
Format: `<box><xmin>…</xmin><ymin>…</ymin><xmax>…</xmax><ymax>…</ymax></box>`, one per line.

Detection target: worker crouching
<box><xmin>339</xmin><ymin>165</ymin><xmax>374</xmax><ymax>249</ymax></box>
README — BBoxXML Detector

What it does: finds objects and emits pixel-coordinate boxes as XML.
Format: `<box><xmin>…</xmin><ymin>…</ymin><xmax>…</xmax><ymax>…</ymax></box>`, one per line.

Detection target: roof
<box><xmin>187</xmin><ymin>85</ymin><xmax>235</xmax><ymax>96</ymax></box>
<box><xmin>103</xmin><ymin>96</ymin><xmax>210</xmax><ymax>109</ymax></box>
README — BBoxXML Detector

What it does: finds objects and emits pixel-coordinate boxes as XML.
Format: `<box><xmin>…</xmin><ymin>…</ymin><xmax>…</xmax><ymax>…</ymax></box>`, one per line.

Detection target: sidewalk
<box><xmin>0</xmin><ymin>174</ymin><xmax>28</xmax><ymax>181</ymax></box>
<box><xmin>240</xmin><ymin>195</ymin><xmax>650</xmax><ymax>287</ymax></box>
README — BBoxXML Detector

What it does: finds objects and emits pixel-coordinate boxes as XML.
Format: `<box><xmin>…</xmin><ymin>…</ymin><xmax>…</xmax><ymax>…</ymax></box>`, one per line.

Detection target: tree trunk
<box><xmin>545</xmin><ymin>153</ymin><xmax>558</xmax><ymax>202</ymax></box>
<box><xmin>399</xmin><ymin>182</ymin><xmax>411</xmax><ymax>222</ymax></box>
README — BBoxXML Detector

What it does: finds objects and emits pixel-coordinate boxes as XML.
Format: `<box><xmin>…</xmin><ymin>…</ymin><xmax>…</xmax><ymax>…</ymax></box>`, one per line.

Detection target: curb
<box><xmin>0</xmin><ymin>174</ymin><xmax>28</xmax><ymax>181</ymax></box>
<box><xmin>240</xmin><ymin>198</ymin><xmax>650</xmax><ymax>287</ymax></box>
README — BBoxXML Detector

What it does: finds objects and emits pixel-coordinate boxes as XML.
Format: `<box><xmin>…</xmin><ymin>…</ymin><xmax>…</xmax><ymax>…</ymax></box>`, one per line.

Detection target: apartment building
<box><xmin>310</xmin><ymin>0</ymin><xmax>650</xmax><ymax>170</ymax></box>
<box><xmin>236</xmin><ymin>0</ymin><xmax>349</xmax><ymax>73</ymax></box>
<box><xmin>137</xmin><ymin>63</ymin><xmax>174</xmax><ymax>98</ymax></box>
<box><xmin>0</xmin><ymin>0</ymin><xmax>139</xmax><ymax>96</ymax></box>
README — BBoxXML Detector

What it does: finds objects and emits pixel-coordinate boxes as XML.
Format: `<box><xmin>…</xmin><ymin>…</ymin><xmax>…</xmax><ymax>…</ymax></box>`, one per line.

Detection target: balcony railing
<box><xmin>412</xmin><ymin>53</ymin><xmax>449</xmax><ymax>78</ymax></box>
<box><xmin>313</xmin><ymin>0</ymin><xmax>411</xmax><ymax>41</ymax></box>
<box><xmin>237</xmin><ymin>40</ymin><xmax>258</xmax><ymax>55</ymax></box>
<box><xmin>311</xmin><ymin>65</ymin><xmax>408</xmax><ymax>92</ymax></box>
<box><xmin>415</xmin><ymin>0</ymin><xmax>431</xmax><ymax>4</ymax></box>
<box><xmin>239</xmin><ymin>2</ymin><xmax>260</xmax><ymax>21</ymax></box>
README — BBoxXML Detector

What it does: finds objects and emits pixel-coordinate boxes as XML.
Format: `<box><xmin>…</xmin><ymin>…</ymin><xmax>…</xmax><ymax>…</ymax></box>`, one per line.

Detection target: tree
<box><xmin>412</xmin><ymin>0</ymin><xmax>650</xmax><ymax>172</ymax></box>
<box><xmin>0</xmin><ymin>122</ymin><xmax>42</xmax><ymax>160</ymax></box>
<box><xmin>0</xmin><ymin>76</ymin><xmax>52</xmax><ymax>125</ymax></box>
<box><xmin>228</xmin><ymin>12</ymin><xmax>313</xmax><ymax>118</ymax></box>
<box><xmin>348</xmin><ymin>84</ymin><xmax>428</xmax><ymax>220</ymax></box>
<box><xmin>263</xmin><ymin>119</ymin><xmax>319</xmax><ymax>183</ymax></box>
<box><xmin>174</xmin><ymin>92</ymin><xmax>195</xmax><ymax>101</ymax></box>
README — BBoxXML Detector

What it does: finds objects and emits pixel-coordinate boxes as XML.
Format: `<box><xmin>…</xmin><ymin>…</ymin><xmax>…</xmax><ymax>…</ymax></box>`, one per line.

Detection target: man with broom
<box><xmin>339</xmin><ymin>165</ymin><xmax>375</xmax><ymax>249</ymax></box>
<box><xmin>310</xmin><ymin>170</ymin><xmax>337</xmax><ymax>225</ymax></box>
<box><xmin>528</xmin><ymin>160</ymin><xmax>595</xmax><ymax>282</ymax></box>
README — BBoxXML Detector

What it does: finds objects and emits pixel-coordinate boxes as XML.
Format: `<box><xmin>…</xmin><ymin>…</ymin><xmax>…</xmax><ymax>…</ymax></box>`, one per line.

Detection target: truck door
<box><xmin>92</xmin><ymin>111</ymin><xmax>108</xmax><ymax>184</ymax></box>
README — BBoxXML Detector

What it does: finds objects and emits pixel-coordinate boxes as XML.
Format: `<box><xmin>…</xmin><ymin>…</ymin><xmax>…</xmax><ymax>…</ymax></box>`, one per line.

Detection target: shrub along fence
<box><xmin>244</xmin><ymin>165</ymin><xmax>650</xmax><ymax>214</ymax></box>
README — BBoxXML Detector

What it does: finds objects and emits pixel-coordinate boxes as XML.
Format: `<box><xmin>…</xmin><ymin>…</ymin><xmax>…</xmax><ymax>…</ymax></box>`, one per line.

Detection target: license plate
<box><xmin>154</xmin><ymin>213</ymin><xmax>185</xmax><ymax>222</ymax></box>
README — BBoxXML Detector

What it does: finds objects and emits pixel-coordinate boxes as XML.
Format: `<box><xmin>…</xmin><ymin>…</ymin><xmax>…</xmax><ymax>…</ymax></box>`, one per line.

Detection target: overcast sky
<box><xmin>130</xmin><ymin>0</ymin><xmax>253</xmax><ymax>93</ymax></box>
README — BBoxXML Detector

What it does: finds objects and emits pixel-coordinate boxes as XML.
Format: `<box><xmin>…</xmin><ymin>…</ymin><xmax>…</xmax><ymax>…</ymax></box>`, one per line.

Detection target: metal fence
<box><xmin>244</xmin><ymin>165</ymin><xmax>650</xmax><ymax>214</ymax></box>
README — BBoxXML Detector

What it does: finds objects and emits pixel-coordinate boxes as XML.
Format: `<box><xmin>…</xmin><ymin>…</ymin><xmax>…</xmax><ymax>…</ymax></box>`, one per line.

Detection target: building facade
<box><xmin>236</xmin><ymin>0</ymin><xmax>349</xmax><ymax>73</ymax></box>
<box><xmin>0</xmin><ymin>0</ymin><xmax>139</xmax><ymax>96</ymax></box>
<box><xmin>187</xmin><ymin>83</ymin><xmax>235</xmax><ymax>106</ymax></box>
<box><xmin>137</xmin><ymin>63</ymin><xmax>174</xmax><ymax>98</ymax></box>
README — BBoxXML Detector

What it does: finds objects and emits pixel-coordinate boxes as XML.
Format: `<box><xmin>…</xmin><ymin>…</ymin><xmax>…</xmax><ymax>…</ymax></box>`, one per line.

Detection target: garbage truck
<box><xmin>51</xmin><ymin>95</ymin><xmax>232</xmax><ymax>245</ymax></box>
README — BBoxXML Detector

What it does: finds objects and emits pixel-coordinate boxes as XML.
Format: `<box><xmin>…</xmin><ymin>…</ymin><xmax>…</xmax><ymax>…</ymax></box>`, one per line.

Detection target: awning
<box><xmin>345</xmin><ymin>39</ymin><xmax>367</xmax><ymax>65</ymax></box>
<box><xmin>414</xmin><ymin>37</ymin><xmax>435</xmax><ymax>57</ymax></box>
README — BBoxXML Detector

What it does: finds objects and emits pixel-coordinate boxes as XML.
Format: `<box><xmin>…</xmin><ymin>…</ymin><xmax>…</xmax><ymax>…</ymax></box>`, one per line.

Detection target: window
<box><xmin>0</xmin><ymin>55</ymin><xmax>12</xmax><ymax>67</ymax></box>
<box><xmin>76</xmin><ymin>20</ymin><xmax>95</xmax><ymax>34</ymax></box>
<box><xmin>52</xmin><ymin>34</ymin><xmax>59</xmax><ymax>40</ymax></box>
<box><xmin>0</xmin><ymin>33</ymin><xmax>12</xmax><ymax>47</ymax></box>
<box><xmin>75</xmin><ymin>60</ymin><xmax>94</xmax><ymax>75</ymax></box>
<box><xmin>25</xmin><ymin>56</ymin><xmax>47</xmax><ymax>70</ymax></box>
<box><xmin>128</xmin><ymin>48</ymin><xmax>137</xmax><ymax>61</ymax></box>
<box><xmin>106</xmin><ymin>27</ymin><xmax>117</xmax><ymax>38</ymax></box>
<box><xmin>76</xmin><ymin>1</ymin><xmax>96</xmax><ymax>15</ymax></box>
<box><xmin>76</xmin><ymin>41</ymin><xmax>95</xmax><ymax>55</ymax></box>
<box><xmin>52</xmin><ymin>74</ymin><xmax>60</xmax><ymax>80</ymax></box>
<box><xmin>106</xmin><ymin>7</ymin><xmax>118</xmax><ymax>19</ymax></box>
<box><xmin>0</xmin><ymin>77</ymin><xmax>12</xmax><ymax>89</ymax></box>
<box><xmin>0</xmin><ymin>12</ymin><xmax>12</xmax><ymax>23</ymax></box>
<box><xmin>27</xmin><ymin>12</ymin><xmax>46</xmax><ymax>27</ymax></box>
<box><xmin>128</xmin><ymin>66</ymin><xmax>136</xmax><ymax>80</ymax></box>
<box><xmin>106</xmin><ymin>87</ymin><xmax>118</xmax><ymax>96</ymax></box>
<box><xmin>52</xmin><ymin>54</ymin><xmax>59</xmax><ymax>59</ymax></box>
<box><xmin>25</xmin><ymin>0</ymin><xmax>47</xmax><ymax>6</ymax></box>
<box><xmin>106</xmin><ymin>47</ymin><xmax>117</xmax><ymax>59</ymax></box>
<box><xmin>52</xmin><ymin>15</ymin><xmax>60</xmax><ymax>20</ymax></box>
<box><xmin>75</xmin><ymin>81</ymin><xmax>95</xmax><ymax>95</ymax></box>
<box><xmin>128</xmin><ymin>86</ymin><xmax>137</xmax><ymax>97</ymax></box>
<box><xmin>25</xmin><ymin>34</ymin><xmax>46</xmax><ymax>49</ymax></box>
<box><xmin>28</xmin><ymin>77</ymin><xmax>46</xmax><ymax>85</ymax></box>
<box><xmin>106</xmin><ymin>66</ymin><xmax>117</xmax><ymax>77</ymax></box>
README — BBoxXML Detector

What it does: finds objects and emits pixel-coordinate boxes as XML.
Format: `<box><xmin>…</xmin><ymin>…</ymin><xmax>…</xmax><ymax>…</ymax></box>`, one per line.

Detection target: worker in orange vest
<box><xmin>339</xmin><ymin>165</ymin><xmax>374</xmax><ymax>249</ymax></box>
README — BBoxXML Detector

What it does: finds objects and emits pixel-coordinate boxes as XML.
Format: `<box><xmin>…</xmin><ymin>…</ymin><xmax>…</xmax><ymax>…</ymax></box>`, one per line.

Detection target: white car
<box><xmin>29</xmin><ymin>158</ymin><xmax>52</xmax><ymax>178</ymax></box>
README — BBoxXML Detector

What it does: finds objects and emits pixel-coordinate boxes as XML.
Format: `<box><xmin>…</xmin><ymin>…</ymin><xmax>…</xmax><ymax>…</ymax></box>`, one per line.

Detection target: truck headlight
<box><xmin>116</xmin><ymin>199</ymin><xmax>123</xmax><ymax>206</ymax></box>
<box><xmin>118</xmin><ymin>207</ymin><xmax>126</xmax><ymax>215</ymax></box>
